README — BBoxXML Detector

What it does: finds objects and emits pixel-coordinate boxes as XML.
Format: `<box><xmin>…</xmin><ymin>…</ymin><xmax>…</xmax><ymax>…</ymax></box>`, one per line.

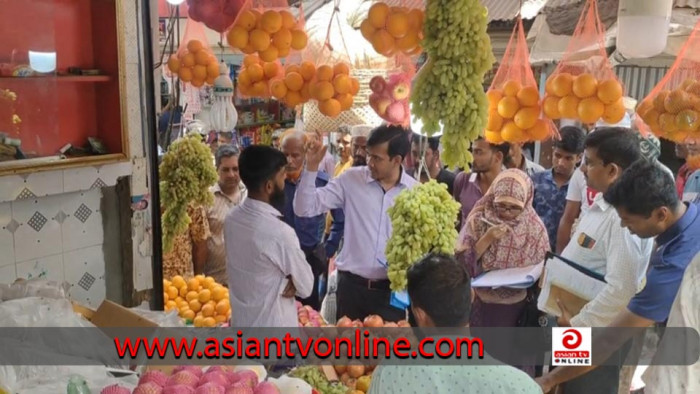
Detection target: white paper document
<box><xmin>537</xmin><ymin>254</ymin><xmax>607</xmax><ymax>317</ymax></box>
<box><xmin>470</xmin><ymin>261</ymin><xmax>545</xmax><ymax>289</ymax></box>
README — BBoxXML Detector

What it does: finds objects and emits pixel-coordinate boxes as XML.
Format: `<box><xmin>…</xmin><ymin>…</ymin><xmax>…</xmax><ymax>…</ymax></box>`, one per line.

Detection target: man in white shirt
<box><xmin>541</xmin><ymin>127</ymin><xmax>653</xmax><ymax>394</ymax></box>
<box><xmin>294</xmin><ymin>125</ymin><xmax>419</xmax><ymax>322</ymax></box>
<box><xmin>369</xmin><ymin>253</ymin><xmax>542</xmax><ymax>394</ymax></box>
<box><xmin>506</xmin><ymin>142</ymin><xmax>545</xmax><ymax>177</ymax></box>
<box><xmin>225</xmin><ymin>145</ymin><xmax>314</xmax><ymax>327</ymax></box>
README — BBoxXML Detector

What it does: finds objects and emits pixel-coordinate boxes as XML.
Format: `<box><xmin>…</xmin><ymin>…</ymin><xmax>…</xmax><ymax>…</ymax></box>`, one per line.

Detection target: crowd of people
<box><xmin>162</xmin><ymin>121</ymin><xmax>699</xmax><ymax>393</ymax></box>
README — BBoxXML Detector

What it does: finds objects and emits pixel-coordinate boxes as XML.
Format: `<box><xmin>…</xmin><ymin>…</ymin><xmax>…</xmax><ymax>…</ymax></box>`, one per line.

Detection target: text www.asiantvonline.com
<box><xmin>113</xmin><ymin>330</ymin><xmax>484</xmax><ymax>360</ymax></box>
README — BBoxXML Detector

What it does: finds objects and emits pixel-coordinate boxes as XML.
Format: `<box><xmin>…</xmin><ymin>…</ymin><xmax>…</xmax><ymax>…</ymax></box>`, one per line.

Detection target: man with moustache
<box><xmin>350</xmin><ymin>124</ymin><xmax>371</xmax><ymax>167</ymax></box>
<box><xmin>224</xmin><ymin>145</ymin><xmax>313</xmax><ymax>327</ymax></box>
<box><xmin>281</xmin><ymin>131</ymin><xmax>344</xmax><ymax>310</ymax></box>
<box><xmin>205</xmin><ymin>145</ymin><xmax>247</xmax><ymax>286</ymax></box>
<box><xmin>410</xmin><ymin>133</ymin><xmax>456</xmax><ymax>194</ymax></box>
<box><xmin>453</xmin><ymin>137</ymin><xmax>510</xmax><ymax>229</ymax></box>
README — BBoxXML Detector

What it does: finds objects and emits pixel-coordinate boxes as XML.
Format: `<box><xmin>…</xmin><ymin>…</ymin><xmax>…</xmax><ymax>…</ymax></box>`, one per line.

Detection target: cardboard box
<box><xmin>73</xmin><ymin>300</ymin><xmax>158</xmax><ymax>328</ymax></box>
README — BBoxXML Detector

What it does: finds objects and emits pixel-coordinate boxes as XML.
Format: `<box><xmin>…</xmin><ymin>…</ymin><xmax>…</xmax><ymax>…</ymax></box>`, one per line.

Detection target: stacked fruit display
<box><xmin>410</xmin><ymin>0</ymin><xmax>494</xmax><ymax>169</ymax></box>
<box><xmin>288</xmin><ymin>367</ymin><xmax>349</xmax><ymax>394</ymax></box>
<box><xmin>485</xmin><ymin>81</ymin><xmax>548</xmax><ymax>143</ymax></box>
<box><xmin>385</xmin><ymin>180</ymin><xmax>461</xmax><ymax>291</ymax></box>
<box><xmin>164</xmin><ymin>275</ymin><xmax>231</xmax><ymax>327</ymax></box>
<box><xmin>296</xmin><ymin>301</ymin><xmax>327</xmax><ymax>327</ymax></box>
<box><xmin>167</xmin><ymin>40</ymin><xmax>220</xmax><ymax>88</ymax></box>
<box><xmin>368</xmin><ymin>73</ymin><xmax>411</xmax><ymax>126</ymax></box>
<box><xmin>543</xmin><ymin>72</ymin><xmax>625</xmax><ymax>124</ymax></box>
<box><xmin>359</xmin><ymin>2</ymin><xmax>424</xmax><ymax>57</ymax></box>
<box><xmin>102</xmin><ymin>366</ymin><xmax>273</xmax><ymax>394</ymax></box>
<box><xmin>226</xmin><ymin>9</ymin><xmax>307</xmax><ymax>60</ymax></box>
<box><xmin>636</xmin><ymin>78</ymin><xmax>700</xmax><ymax>143</ymax></box>
<box><xmin>237</xmin><ymin>54</ymin><xmax>282</xmax><ymax>98</ymax></box>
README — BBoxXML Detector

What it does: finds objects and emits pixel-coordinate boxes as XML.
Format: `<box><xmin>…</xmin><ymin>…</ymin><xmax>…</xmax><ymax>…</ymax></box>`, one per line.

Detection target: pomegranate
<box><xmin>351</xmin><ymin>320</ymin><xmax>363</xmax><ymax>328</ymax></box>
<box><xmin>334</xmin><ymin>365</ymin><xmax>347</xmax><ymax>374</ymax></box>
<box><xmin>363</xmin><ymin>315</ymin><xmax>384</xmax><ymax>328</ymax></box>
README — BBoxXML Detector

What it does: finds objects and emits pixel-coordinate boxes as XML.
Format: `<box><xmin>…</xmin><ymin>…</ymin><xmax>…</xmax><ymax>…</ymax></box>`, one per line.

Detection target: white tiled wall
<box><xmin>0</xmin><ymin>188</ymin><xmax>107</xmax><ymax>308</ymax></box>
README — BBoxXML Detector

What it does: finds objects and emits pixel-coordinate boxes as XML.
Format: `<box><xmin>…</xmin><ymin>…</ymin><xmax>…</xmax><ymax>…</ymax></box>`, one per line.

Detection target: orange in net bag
<box><xmin>542</xmin><ymin>0</ymin><xmax>625</xmax><ymax>126</ymax></box>
<box><xmin>225</xmin><ymin>0</ymin><xmax>307</xmax><ymax>61</ymax></box>
<box><xmin>359</xmin><ymin>0</ymin><xmax>425</xmax><ymax>58</ymax></box>
<box><xmin>486</xmin><ymin>17</ymin><xmax>553</xmax><ymax>144</ymax></box>
<box><xmin>167</xmin><ymin>18</ymin><xmax>219</xmax><ymax>88</ymax></box>
<box><xmin>269</xmin><ymin>61</ymin><xmax>317</xmax><ymax>107</ymax></box>
<box><xmin>236</xmin><ymin>54</ymin><xmax>284</xmax><ymax>99</ymax></box>
<box><xmin>635</xmin><ymin>19</ymin><xmax>700</xmax><ymax>144</ymax></box>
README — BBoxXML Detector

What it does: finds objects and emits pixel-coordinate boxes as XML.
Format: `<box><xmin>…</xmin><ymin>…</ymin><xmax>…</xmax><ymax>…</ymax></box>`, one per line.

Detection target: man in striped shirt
<box><xmin>205</xmin><ymin>145</ymin><xmax>247</xmax><ymax>286</ymax></box>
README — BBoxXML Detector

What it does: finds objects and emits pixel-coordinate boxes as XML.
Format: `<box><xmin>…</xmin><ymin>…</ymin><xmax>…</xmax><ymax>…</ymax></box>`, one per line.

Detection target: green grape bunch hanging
<box><xmin>159</xmin><ymin>134</ymin><xmax>218</xmax><ymax>253</ymax></box>
<box><xmin>411</xmin><ymin>0</ymin><xmax>495</xmax><ymax>170</ymax></box>
<box><xmin>385</xmin><ymin>180</ymin><xmax>461</xmax><ymax>291</ymax></box>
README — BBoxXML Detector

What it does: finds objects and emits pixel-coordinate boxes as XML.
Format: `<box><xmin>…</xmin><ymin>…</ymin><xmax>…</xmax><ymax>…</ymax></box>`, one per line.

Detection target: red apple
<box><xmin>383</xmin><ymin>322</ymin><xmax>398</xmax><ymax>328</ymax></box>
<box><xmin>397</xmin><ymin>320</ymin><xmax>411</xmax><ymax>327</ymax></box>
<box><xmin>336</xmin><ymin>316</ymin><xmax>353</xmax><ymax>328</ymax></box>
<box><xmin>369</xmin><ymin>76</ymin><xmax>386</xmax><ymax>94</ymax></box>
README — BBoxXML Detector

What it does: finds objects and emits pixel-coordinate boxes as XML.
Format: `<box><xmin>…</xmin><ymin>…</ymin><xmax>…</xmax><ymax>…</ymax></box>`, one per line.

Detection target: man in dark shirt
<box><xmin>536</xmin><ymin>160</ymin><xmax>700</xmax><ymax>393</ymax></box>
<box><xmin>281</xmin><ymin>131</ymin><xmax>344</xmax><ymax>310</ymax></box>
<box><xmin>532</xmin><ymin>126</ymin><xmax>586</xmax><ymax>250</ymax></box>
<box><xmin>410</xmin><ymin>133</ymin><xmax>456</xmax><ymax>194</ymax></box>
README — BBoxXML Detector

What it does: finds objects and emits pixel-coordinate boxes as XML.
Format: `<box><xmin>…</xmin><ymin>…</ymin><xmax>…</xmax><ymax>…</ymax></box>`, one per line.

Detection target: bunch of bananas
<box><xmin>258</xmin><ymin>124</ymin><xmax>275</xmax><ymax>146</ymax></box>
<box><xmin>159</xmin><ymin>134</ymin><xmax>218</xmax><ymax>252</ymax></box>
<box><xmin>385</xmin><ymin>180</ymin><xmax>461</xmax><ymax>291</ymax></box>
<box><xmin>410</xmin><ymin>0</ymin><xmax>494</xmax><ymax>170</ymax></box>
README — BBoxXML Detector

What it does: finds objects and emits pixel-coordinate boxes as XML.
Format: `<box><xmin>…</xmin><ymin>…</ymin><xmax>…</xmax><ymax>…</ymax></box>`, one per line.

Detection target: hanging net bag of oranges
<box><xmin>542</xmin><ymin>0</ymin><xmax>625</xmax><ymax>126</ymax></box>
<box><xmin>166</xmin><ymin>18</ymin><xmax>220</xmax><ymax>89</ymax></box>
<box><xmin>358</xmin><ymin>0</ymin><xmax>425</xmax><ymax>58</ymax></box>
<box><xmin>225</xmin><ymin>0</ymin><xmax>308</xmax><ymax>62</ymax></box>
<box><xmin>485</xmin><ymin>17</ymin><xmax>554</xmax><ymax>144</ymax></box>
<box><xmin>299</xmin><ymin>0</ymin><xmax>390</xmax><ymax>131</ymax></box>
<box><xmin>635</xmin><ymin>19</ymin><xmax>700</xmax><ymax>144</ymax></box>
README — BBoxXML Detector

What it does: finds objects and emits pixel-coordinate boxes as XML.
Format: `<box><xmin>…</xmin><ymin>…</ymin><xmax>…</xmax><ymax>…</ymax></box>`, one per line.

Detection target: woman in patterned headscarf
<box><xmin>457</xmin><ymin>169</ymin><xmax>549</xmax><ymax>328</ymax></box>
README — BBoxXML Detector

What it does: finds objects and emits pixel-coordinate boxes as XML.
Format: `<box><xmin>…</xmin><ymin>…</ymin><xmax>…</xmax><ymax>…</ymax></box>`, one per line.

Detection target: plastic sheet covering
<box><xmin>0</xmin><ymin>279</ymin><xmax>69</xmax><ymax>301</ymax></box>
<box><xmin>130</xmin><ymin>303</ymin><xmax>186</xmax><ymax>327</ymax></box>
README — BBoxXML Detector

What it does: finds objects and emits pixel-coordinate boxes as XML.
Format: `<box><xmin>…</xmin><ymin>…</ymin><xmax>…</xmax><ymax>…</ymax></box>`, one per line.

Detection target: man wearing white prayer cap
<box><xmin>350</xmin><ymin>125</ymin><xmax>372</xmax><ymax>167</ymax></box>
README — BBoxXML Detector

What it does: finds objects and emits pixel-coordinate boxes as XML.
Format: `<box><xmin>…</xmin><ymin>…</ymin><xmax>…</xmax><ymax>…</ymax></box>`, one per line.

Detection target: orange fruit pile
<box><xmin>637</xmin><ymin>78</ymin><xmax>700</xmax><ymax>143</ymax></box>
<box><xmin>311</xmin><ymin>63</ymin><xmax>360</xmax><ymax>117</ymax></box>
<box><xmin>167</xmin><ymin>40</ymin><xmax>219</xmax><ymax>88</ymax></box>
<box><xmin>271</xmin><ymin>61</ymin><xmax>316</xmax><ymax>107</ymax></box>
<box><xmin>485</xmin><ymin>81</ymin><xmax>549</xmax><ymax>143</ymax></box>
<box><xmin>164</xmin><ymin>275</ymin><xmax>231</xmax><ymax>327</ymax></box>
<box><xmin>360</xmin><ymin>3</ymin><xmax>423</xmax><ymax>57</ymax></box>
<box><xmin>237</xmin><ymin>54</ymin><xmax>282</xmax><ymax>98</ymax></box>
<box><xmin>226</xmin><ymin>9</ymin><xmax>307</xmax><ymax>61</ymax></box>
<box><xmin>543</xmin><ymin>72</ymin><xmax>625</xmax><ymax>124</ymax></box>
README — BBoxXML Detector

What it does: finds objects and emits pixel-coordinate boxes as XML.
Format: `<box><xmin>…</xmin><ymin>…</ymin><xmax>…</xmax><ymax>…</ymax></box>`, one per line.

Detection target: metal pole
<box><xmin>140</xmin><ymin>0</ymin><xmax>164</xmax><ymax>311</ymax></box>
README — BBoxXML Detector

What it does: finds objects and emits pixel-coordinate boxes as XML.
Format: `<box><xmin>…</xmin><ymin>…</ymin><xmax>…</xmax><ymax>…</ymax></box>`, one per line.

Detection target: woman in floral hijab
<box><xmin>457</xmin><ymin>169</ymin><xmax>549</xmax><ymax>327</ymax></box>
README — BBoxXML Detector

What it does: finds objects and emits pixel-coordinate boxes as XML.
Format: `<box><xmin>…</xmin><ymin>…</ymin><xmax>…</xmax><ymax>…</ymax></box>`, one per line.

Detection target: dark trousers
<box><xmin>563</xmin><ymin>340</ymin><xmax>632</xmax><ymax>394</ymax></box>
<box><xmin>336</xmin><ymin>271</ymin><xmax>406</xmax><ymax>322</ymax></box>
<box><xmin>296</xmin><ymin>246</ymin><xmax>326</xmax><ymax>310</ymax></box>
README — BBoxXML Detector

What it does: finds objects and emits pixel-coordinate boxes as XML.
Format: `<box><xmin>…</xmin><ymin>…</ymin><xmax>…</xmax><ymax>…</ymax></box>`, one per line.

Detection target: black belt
<box><xmin>339</xmin><ymin>270</ymin><xmax>391</xmax><ymax>290</ymax></box>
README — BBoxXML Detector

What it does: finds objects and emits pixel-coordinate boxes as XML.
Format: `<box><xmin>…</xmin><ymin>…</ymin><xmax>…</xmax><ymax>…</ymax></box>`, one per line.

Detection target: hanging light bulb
<box><xmin>209</xmin><ymin>62</ymin><xmax>238</xmax><ymax>134</ymax></box>
<box><xmin>617</xmin><ymin>0</ymin><xmax>673</xmax><ymax>59</ymax></box>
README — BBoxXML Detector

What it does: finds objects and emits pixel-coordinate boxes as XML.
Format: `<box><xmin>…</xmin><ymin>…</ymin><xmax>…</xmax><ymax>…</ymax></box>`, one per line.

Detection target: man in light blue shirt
<box><xmin>294</xmin><ymin>125</ymin><xmax>418</xmax><ymax>322</ymax></box>
<box><xmin>369</xmin><ymin>253</ymin><xmax>542</xmax><ymax>394</ymax></box>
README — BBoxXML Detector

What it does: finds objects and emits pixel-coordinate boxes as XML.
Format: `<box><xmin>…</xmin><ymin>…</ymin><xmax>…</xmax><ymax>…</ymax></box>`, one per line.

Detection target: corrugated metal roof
<box><xmin>481</xmin><ymin>0</ymin><xmax>549</xmax><ymax>22</ymax></box>
<box><xmin>614</xmin><ymin>65</ymin><xmax>670</xmax><ymax>101</ymax></box>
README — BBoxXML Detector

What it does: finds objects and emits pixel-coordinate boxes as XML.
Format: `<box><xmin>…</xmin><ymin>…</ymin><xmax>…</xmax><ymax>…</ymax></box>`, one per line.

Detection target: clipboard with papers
<box><xmin>537</xmin><ymin>252</ymin><xmax>607</xmax><ymax>317</ymax></box>
<box><xmin>470</xmin><ymin>260</ymin><xmax>545</xmax><ymax>289</ymax></box>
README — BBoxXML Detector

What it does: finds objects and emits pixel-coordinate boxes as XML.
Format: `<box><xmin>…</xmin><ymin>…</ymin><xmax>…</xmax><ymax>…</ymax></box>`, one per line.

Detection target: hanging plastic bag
<box><xmin>225</xmin><ymin>0</ymin><xmax>307</xmax><ymax>62</ymax></box>
<box><xmin>485</xmin><ymin>17</ymin><xmax>554</xmax><ymax>144</ymax></box>
<box><xmin>635</xmin><ymin>19</ymin><xmax>700</xmax><ymax>144</ymax></box>
<box><xmin>187</xmin><ymin>0</ymin><xmax>246</xmax><ymax>34</ymax></box>
<box><xmin>358</xmin><ymin>0</ymin><xmax>424</xmax><ymax>58</ymax></box>
<box><xmin>542</xmin><ymin>0</ymin><xmax>625</xmax><ymax>126</ymax></box>
<box><xmin>166</xmin><ymin>18</ymin><xmax>219</xmax><ymax>88</ymax></box>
